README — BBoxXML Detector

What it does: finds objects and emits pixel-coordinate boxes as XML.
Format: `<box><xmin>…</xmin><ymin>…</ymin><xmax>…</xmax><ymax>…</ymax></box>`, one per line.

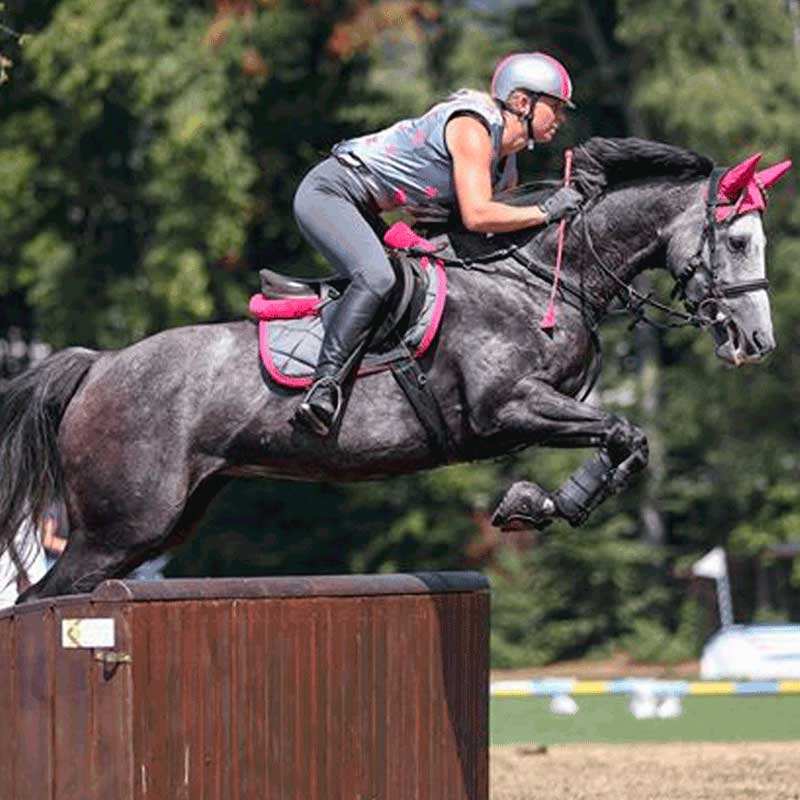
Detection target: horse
<box><xmin>0</xmin><ymin>137</ymin><xmax>791</xmax><ymax>603</ymax></box>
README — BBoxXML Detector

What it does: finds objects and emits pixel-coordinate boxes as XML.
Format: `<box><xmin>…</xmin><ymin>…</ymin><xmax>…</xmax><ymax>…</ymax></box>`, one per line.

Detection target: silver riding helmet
<box><xmin>491</xmin><ymin>52</ymin><xmax>576</xmax><ymax>109</ymax></box>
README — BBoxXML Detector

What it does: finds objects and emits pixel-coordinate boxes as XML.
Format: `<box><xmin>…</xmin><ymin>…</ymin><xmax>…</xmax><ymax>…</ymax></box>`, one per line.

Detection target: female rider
<box><xmin>293</xmin><ymin>51</ymin><xmax>582</xmax><ymax>436</ymax></box>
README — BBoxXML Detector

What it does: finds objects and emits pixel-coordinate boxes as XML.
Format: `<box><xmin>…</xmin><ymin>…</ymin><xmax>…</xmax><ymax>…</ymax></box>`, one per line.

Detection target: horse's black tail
<box><xmin>0</xmin><ymin>347</ymin><xmax>100</xmax><ymax>555</ymax></box>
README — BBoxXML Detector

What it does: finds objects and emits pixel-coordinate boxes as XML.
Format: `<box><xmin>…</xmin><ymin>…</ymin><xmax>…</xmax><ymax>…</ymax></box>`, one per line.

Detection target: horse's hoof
<box><xmin>498</xmin><ymin>515</ymin><xmax>553</xmax><ymax>533</ymax></box>
<box><xmin>492</xmin><ymin>482</ymin><xmax>556</xmax><ymax>530</ymax></box>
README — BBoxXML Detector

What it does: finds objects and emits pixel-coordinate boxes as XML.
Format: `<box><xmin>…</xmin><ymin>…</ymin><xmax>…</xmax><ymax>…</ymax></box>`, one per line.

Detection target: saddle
<box><xmin>249</xmin><ymin>222</ymin><xmax>448</xmax><ymax>389</ymax></box>
<box><xmin>258</xmin><ymin>257</ymin><xmax>423</xmax><ymax>354</ymax></box>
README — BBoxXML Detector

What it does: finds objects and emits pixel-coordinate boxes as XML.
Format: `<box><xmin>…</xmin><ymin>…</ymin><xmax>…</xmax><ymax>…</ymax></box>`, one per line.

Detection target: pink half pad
<box><xmin>249</xmin><ymin>294</ymin><xmax>320</xmax><ymax>321</ymax></box>
<box><xmin>383</xmin><ymin>221</ymin><xmax>436</xmax><ymax>252</ymax></box>
<box><xmin>715</xmin><ymin>154</ymin><xmax>793</xmax><ymax>221</ymax></box>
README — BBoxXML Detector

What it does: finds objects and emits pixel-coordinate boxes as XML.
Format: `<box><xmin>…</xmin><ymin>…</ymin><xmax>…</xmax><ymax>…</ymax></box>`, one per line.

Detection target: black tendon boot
<box><xmin>295</xmin><ymin>285</ymin><xmax>385</xmax><ymax>436</ymax></box>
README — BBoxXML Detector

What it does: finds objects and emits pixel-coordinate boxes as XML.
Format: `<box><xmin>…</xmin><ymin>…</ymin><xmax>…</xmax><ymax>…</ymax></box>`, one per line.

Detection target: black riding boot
<box><xmin>294</xmin><ymin>285</ymin><xmax>385</xmax><ymax>436</ymax></box>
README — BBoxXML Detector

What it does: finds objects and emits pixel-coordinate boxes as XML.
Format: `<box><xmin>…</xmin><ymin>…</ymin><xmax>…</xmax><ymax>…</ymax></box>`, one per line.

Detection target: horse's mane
<box><xmin>568</xmin><ymin>137</ymin><xmax>714</xmax><ymax>198</ymax></box>
<box><xmin>507</xmin><ymin>137</ymin><xmax>714</xmax><ymax>205</ymax></box>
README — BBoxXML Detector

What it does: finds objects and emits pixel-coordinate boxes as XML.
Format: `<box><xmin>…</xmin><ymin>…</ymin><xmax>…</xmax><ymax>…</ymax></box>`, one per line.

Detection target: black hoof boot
<box><xmin>294</xmin><ymin>377</ymin><xmax>342</xmax><ymax>436</ymax></box>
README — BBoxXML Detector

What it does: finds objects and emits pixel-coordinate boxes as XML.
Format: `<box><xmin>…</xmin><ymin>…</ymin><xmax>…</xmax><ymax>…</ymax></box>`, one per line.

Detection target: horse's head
<box><xmin>667</xmin><ymin>154</ymin><xmax>792</xmax><ymax>366</ymax></box>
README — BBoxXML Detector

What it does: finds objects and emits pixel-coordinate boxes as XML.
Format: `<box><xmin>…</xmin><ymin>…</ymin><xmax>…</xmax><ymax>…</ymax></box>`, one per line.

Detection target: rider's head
<box><xmin>491</xmin><ymin>52</ymin><xmax>574</xmax><ymax>149</ymax></box>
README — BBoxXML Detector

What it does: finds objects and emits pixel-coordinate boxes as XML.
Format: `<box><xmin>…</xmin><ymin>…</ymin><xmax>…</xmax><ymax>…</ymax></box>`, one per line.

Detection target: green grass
<box><xmin>490</xmin><ymin>695</ymin><xmax>800</xmax><ymax>746</ymax></box>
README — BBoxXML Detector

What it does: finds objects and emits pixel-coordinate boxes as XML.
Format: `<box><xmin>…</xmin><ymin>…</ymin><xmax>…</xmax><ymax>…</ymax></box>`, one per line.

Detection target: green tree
<box><xmin>4</xmin><ymin>0</ymin><xmax>799</xmax><ymax>666</ymax></box>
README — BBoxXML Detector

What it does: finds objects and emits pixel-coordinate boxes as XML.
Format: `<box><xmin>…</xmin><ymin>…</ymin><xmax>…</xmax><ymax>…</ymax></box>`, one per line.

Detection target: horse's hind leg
<box><xmin>18</xmin><ymin>471</ymin><xmax>228</xmax><ymax>603</ymax></box>
<box><xmin>19</xmin><ymin>531</ymin><xmax>132</xmax><ymax>601</ymax></box>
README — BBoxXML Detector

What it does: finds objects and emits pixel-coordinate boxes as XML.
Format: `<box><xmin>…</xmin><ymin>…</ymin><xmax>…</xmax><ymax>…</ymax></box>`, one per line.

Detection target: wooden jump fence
<box><xmin>0</xmin><ymin>571</ymin><xmax>489</xmax><ymax>800</ymax></box>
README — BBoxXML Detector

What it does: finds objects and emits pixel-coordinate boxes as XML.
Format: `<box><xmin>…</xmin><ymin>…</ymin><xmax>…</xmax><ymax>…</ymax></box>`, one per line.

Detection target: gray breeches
<box><xmin>293</xmin><ymin>157</ymin><xmax>396</xmax><ymax>300</ymax></box>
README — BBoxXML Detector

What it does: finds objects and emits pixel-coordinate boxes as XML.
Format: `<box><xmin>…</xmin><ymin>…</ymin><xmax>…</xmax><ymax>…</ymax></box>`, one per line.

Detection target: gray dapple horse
<box><xmin>0</xmin><ymin>137</ymin><xmax>791</xmax><ymax>602</ymax></box>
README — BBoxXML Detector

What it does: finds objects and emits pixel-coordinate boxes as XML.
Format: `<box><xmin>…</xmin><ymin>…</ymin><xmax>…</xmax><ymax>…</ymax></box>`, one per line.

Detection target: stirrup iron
<box><xmin>296</xmin><ymin>377</ymin><xmax>343</xmax><ymax>436</ymax></box>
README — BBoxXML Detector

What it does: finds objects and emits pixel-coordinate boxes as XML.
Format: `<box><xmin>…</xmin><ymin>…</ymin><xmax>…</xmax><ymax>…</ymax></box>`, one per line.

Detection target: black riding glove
<box><xmin>540</xmin><ymin>187</ymin><xmax>583</xmax><ymax>224</ymax></box>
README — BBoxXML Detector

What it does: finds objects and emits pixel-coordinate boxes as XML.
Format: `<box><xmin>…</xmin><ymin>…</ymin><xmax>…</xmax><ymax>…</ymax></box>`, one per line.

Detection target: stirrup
<box><xmin>295</xmin><ymin>376</ymin><xmax>343</xmax><ymax>436</ymax></box>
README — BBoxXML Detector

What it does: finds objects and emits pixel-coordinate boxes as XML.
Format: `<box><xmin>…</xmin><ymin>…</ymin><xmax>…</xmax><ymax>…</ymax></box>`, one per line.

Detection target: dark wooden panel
<box><xmin>91</xmin><ymin>607</ymin><xmax>134</xmax><ymax>798</ymax></box>
<box><xmin>2</xmin><ymin>573</ymin><xmax>489</xmax><ymax>800</ymax></box>
<box><xmin>0</xmin><ymin>616</ymin><xmax>16</xmax><ymax>800</ymax></box>
<box><xmin>132</xmin><ymin>600</ymin><xmax>177</xmax><ymax>799</ymax></box>
<box><xmin>53</xmin><ymin>601</ymin><xmax>111</xmax><ymax>800</ymax></box>
<box><xmin>14</xmin><ymin>607</ymin><xmax>53</xmax><ymax>800</ymax></box>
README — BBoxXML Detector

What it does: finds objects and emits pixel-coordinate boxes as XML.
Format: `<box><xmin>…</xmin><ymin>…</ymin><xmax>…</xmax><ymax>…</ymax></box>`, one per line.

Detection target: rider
<box><xmin>293</xmin><ymin>51</ymin><xmax>583</xmax><ymax>436</ymax></box>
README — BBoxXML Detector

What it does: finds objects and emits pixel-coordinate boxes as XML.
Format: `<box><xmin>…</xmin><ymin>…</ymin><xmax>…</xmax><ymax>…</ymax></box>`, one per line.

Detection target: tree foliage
<box><xmin>2</xmin><ymin>0</ymin><xmax>799</xmax><ymax>665</ymax></box>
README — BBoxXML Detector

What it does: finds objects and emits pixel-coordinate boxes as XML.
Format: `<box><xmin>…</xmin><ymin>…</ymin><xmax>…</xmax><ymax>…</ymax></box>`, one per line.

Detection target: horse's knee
<box><xmin>606</xmin><ymin>416</ymin><xmax>648</xmax><ymax>469</ymax></box>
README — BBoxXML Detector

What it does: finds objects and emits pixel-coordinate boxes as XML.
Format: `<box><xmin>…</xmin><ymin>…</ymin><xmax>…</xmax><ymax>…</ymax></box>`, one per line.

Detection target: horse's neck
<box><xmin>555</xmin><ymin>179</ymin><xmax>703</xmax><ymax>310</ymax></box>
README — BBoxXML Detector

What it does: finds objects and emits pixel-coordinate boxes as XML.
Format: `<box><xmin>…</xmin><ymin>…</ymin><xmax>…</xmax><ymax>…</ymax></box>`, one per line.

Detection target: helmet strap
<box><xmin>526</xmin><ymin>115</ymin><xmax>535</xmax><ymax>151</ymax></box>
<box><xmin>525</xmin><ymin>92</ymin><xmax>539</xmax><ymax>151</ymax></box>
<box><xmin>499</xmin><ymin>92</ymin><xmax>538</xmax><ymax>150</ymax></box>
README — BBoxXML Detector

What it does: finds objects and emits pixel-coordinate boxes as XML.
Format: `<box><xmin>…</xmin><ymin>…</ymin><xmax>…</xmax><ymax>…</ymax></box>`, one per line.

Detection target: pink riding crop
<box><xmin>540</xmin><ymin>148</ymin><xmax>573</xmax><ymax>331</ymax></box>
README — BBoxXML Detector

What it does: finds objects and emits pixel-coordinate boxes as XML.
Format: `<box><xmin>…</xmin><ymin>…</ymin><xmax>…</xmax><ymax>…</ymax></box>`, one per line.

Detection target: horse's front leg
<box><xmin>487</xmin><ymin>379</ymin><xmax>648</xmax><ymax>530</ymax></box>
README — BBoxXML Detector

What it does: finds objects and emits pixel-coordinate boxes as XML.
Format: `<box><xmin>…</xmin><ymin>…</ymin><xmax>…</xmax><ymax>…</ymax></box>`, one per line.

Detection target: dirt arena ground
<box><xmin>490</xmin><ymin>741</ymin><xmax>800</xmax><ymax>800</ymax></box>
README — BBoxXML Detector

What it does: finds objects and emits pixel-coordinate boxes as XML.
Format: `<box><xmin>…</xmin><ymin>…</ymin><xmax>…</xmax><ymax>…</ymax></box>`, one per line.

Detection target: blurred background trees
<box><xmin>1</xmin><ymin>0</ymin><xmax>798</xmax><ymax>665</ymax></box>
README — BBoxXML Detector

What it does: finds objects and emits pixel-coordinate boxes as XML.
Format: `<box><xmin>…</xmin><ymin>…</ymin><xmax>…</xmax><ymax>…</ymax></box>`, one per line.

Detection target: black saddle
<box><xmin>259</xmin><ymin>253</ymin><xmax>429</xmax><ymax>351</ymax></box>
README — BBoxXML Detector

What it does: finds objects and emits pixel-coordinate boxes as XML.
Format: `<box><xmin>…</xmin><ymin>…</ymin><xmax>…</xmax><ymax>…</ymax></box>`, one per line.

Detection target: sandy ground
<box><xmin>490</xmin><ymin>741</ymin><xmax>800</xmax><ymax>800</ymax></box>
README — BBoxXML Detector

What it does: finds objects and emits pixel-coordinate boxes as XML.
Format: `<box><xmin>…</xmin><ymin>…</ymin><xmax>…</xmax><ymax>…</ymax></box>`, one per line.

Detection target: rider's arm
<box><xmin>445</xmin><ymin>116</ymin><xmax>546</xmax><ymax>233</ymax></box>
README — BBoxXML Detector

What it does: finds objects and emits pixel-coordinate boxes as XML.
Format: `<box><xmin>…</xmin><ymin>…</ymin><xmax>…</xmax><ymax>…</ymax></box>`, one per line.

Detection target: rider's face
<box><xmin>532</xmin><ymin>96</ymin><xmax>566</xmax><ymax>143</ymax></box>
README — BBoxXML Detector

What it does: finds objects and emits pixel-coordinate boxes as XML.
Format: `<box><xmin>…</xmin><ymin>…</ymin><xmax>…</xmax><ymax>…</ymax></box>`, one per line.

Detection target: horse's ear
<box><xmin>756</xmin><ymin>159</ymin><xmax>793</xmax><ymax>190</ymax></box>
<box><xmin>718</xmin><ymin>153</ymin><xmax>762</xmax><ymax>200</ymax></box>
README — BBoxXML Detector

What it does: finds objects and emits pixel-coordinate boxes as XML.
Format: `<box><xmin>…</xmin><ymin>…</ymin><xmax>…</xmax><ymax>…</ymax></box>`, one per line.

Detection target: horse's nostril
<box><xmin>752</xmin><ymin>330</ymin><xmax>767</xmax><ymax>353</ymax></box>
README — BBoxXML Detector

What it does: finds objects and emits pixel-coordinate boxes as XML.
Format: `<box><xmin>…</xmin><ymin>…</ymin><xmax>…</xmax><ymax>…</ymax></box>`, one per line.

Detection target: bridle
<box><xmin>669</xmin><ymin>167</ymin><xmax>770</xmax><ymax>328</ymax></box>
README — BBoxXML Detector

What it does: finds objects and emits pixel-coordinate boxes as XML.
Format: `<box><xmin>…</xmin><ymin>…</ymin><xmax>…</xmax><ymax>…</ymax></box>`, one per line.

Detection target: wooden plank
<box><xmin>0</xmin><ymin>616</ymin><xmax>16</xmax><ymax>800</ymax></box>
<box><xmin>53</xmin><ymin>600</ymin><xmax>111</xmax><ymax>800</ymax></box>
<box><xmin>15</xmin><ymin>606</ymin><xmax>53</xmax><ymax>800</ymax></box>
<box><xmin>90</xmin><ymin>603</ymin><xmax>134</xmax><ymax>799</ymax></box>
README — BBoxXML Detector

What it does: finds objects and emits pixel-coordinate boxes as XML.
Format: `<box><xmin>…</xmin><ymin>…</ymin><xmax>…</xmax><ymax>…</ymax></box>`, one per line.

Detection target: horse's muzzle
<box><xmin>713</xmin><ymin>318</ymin><xmax>775</xmax><ymax>365</ymax></box>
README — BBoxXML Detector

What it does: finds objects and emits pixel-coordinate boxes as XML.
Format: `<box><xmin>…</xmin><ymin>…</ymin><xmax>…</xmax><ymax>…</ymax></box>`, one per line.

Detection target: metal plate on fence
<box><xmin>61</xmin><ymin>617</ymin><xmax>116</xmax><ymax>648</ymax></box>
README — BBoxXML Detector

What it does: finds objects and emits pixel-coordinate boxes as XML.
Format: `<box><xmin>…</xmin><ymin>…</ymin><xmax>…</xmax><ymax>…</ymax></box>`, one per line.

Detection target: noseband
<box><xmin>672</xmin><ymin>167</ymin><xmax>770</xmax><ymax>326</ymax></box>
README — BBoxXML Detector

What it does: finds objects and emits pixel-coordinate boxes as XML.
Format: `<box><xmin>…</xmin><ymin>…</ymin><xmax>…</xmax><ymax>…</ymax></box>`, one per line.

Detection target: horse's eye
<box><xmin>727</xmin><ymin>235</ymin><xmax>749</xmax><ymax>254</ymax></box>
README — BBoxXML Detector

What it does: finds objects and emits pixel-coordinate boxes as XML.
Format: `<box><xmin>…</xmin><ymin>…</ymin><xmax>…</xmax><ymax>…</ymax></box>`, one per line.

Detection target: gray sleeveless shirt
<box><xmin>332</xmin><ymin>89</ymin><xmax>518</xmax><ymax>224</ymax></box>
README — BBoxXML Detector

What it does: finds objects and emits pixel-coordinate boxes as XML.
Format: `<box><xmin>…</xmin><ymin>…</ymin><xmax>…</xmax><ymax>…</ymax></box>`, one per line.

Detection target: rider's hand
<box><xmin>539</xmin><ymin>187</ymin><xmax>583</xmax><ymax>224</ymax></box>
